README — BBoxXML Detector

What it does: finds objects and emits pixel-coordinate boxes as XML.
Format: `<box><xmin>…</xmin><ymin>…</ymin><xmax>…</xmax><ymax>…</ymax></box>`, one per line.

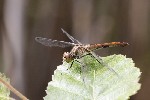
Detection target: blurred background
<box><xmin>0</xmin><ymin>0</ymin><xmax>149</xmax><ymax>100</ymax></box>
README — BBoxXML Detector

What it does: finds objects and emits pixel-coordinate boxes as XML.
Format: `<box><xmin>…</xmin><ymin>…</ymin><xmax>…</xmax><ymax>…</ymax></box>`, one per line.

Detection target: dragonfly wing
<box><xmin>61</xmin><ymin>28</ymin><xmax>82</xmax><ymax>44</ymax></box>
<box><xmin>35</xmin><ymin>37</ymin><xmax>75</xmax><ymax>48</ymax></box>
<box><xmin>89</xmin><ymin>52</ymin><xmax>119</xmax><ymax>76</ymax></box>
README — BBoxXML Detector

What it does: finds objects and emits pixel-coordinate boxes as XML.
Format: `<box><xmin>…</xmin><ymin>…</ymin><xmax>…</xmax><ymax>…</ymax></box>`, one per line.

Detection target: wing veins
<box><xmin>61</xmin><ymin>28</ymin><xmax>82</xmax><ymax>44</ymax></box>
<box><xmin>35</xmin><ymin>37</ymin><xmax>75</xmax><ymax>48</ymax></box>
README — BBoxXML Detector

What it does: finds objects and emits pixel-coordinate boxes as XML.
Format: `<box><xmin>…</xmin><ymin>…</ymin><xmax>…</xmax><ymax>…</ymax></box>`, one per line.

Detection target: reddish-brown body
<box><xmin>63</xmin><ymin>42</ymin><xmax>129</xmax><ymax>63</ymax></box>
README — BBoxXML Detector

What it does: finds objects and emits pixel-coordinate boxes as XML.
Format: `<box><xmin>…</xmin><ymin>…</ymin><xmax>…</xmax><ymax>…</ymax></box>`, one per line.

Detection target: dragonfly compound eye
<box><xmin>63</xmin><ymin>52</ymin><xmax>72</xmax><ymax>63</ymax></box>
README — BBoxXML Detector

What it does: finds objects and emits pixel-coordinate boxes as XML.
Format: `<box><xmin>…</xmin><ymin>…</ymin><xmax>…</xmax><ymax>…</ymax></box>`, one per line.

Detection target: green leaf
<box><xmin>0</xmin><ymin>73</ymin><xmax>10</xmax><ymax>100</ymax></box>
<box><xmin>44</xmin><ymin>54</ymin><xmax>141</xmax><ymax>100</ymax></box>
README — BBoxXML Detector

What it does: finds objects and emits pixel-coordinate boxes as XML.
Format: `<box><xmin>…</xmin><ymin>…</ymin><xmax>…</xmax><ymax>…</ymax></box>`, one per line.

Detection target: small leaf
<box><xmin>0</xmin><ymin>73</ymin><xmax>10</xmax><ymax>100</ymax></box>
<box><xmin>44</xmin><ymin>54</ymin><xmax>141</xmax><ymax>100</ymax></box>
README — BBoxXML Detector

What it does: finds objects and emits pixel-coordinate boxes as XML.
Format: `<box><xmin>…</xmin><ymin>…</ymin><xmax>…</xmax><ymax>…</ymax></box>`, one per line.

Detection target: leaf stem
<box><xmin>0</xmin><ymin>77</ymin><xmax>28</xmax><ymax>100</ymax></box>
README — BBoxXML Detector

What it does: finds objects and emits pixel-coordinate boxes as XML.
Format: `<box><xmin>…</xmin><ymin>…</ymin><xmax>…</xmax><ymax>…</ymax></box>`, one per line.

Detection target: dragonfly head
<box><xmin>63</xmin><ymin>52</ymin><xmax>73</xmax><ymax>63</ymax></box>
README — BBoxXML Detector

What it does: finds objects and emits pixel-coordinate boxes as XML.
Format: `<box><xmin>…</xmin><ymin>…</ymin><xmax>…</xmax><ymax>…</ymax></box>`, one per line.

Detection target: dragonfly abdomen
<box><xmin>87</xmin><ymin>42</ymin><xmax>129</xmax><ymax>51</ymax></box>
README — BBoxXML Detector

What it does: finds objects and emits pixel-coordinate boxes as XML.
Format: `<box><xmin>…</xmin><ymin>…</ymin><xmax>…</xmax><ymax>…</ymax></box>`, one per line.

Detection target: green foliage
<box><xmin>44</xmin><ymin>54</ymin><xmax>141</xmax><ymax>100</ymax></box>
<box><xmin>0</xmin><ymin>73</ymin><xmax>10</xmax><ymax>100</ymax></box>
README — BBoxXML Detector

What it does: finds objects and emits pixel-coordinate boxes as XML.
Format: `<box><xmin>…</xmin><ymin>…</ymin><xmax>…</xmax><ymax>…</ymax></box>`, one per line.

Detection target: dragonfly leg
<box><xmin>69</xmin><ymin>60</ymin><xmax>75</xmax><ymax>69</ymax></box>
<box><xmin>71</xmin><ymin>59</ymin><xmax>84</xmax><ymax>73</ymax></box>
<box><xmin>71</xmin><ymin>59</ymin><xmax>86</xmax><ymax>82</ymax></box>
<box><xmin>69</xmin><ymin>59</ymin><xmax>84</xmax><ymax>73</ymax></box>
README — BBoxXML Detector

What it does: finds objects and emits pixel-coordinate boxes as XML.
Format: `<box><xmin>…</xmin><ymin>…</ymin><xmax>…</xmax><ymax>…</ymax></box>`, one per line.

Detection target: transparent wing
<box><xmin>61</xmin><ymin>28</ymin><xmax>82</xmax><ymax>44</ymax></box>
<box><xmin>35</xmin><ymin>37</ymin><xmax>75</xmax><ymax>48</ymax></box>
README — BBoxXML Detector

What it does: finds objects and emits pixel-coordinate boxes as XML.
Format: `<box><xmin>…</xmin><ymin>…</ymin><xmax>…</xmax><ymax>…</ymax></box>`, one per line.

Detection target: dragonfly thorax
<box><xmin>71</xmin><ymin>45</ymin><xmax>89</xmax><ymax>56</ymax></box>
<box><xmin>63</xmin><ymin>45</ymin><xmax>89</xmax><ymax>63</ymax></box>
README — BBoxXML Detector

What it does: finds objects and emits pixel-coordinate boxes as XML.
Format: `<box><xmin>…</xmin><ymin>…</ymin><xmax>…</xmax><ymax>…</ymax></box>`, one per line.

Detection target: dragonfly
<box><xmin>35</xmin><ymin>29</ymin><xmax>129</xmax><ymax>76</ymax></box>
